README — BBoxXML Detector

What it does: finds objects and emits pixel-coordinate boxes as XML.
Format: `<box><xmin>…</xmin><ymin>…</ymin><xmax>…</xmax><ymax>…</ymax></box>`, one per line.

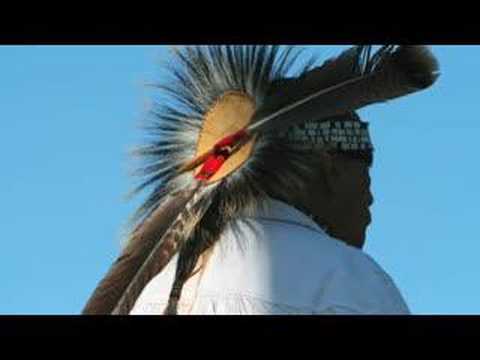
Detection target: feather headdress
<box><xmin>82</xmin><ymin>45</ymin><xmax>439</xmax><ymax>315</ymax></box>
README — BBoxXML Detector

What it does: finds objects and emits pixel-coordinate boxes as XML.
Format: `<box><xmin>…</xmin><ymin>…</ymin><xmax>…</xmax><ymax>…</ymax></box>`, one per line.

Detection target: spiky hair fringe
<box><xmin>130</xmin><ymin>46</ymin><xmax>319</xmax><ymax>229</ymax></box>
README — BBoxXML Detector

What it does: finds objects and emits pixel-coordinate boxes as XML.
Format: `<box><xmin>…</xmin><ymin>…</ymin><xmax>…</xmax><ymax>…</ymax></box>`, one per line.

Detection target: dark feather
<box><xmin>111</xmin><ymin>185</ymin><xmax>215</xmax><ymax>314</ymax></box>
<box><xmin>249</xmin><ymin>45</ymin><xmax>439</xmax><ymax>134</ymax></box>
<box><xmin>82</xmin><ymin>188</ymin><xmax>198</xmax><ymax>314</ymax></box>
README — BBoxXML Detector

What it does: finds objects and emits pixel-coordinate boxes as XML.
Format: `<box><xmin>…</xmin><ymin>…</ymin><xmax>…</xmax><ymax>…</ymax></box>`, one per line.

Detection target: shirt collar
<box><xmin>254</xmin><ymin>198</ymin><xmax>328</xmax><ymax>236</ymax></box>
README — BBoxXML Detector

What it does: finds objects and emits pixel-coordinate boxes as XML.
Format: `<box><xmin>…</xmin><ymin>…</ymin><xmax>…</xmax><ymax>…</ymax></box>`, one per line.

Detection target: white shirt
<box><xmin>130</xmin><ymin>199</ymin><xmax>410</xmax><ymax>315</ymax></box>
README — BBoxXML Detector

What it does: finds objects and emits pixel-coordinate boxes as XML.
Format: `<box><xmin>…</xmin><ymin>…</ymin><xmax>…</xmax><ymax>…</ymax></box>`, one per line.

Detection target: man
<box><xmin>82</xmin><ymin>45</ymin><xmax>439</xmax><ymax>315</ymax></box>
<box><xmin>129</xmin><ymin>113</ymin><xmax>408</xmax><ymax>314</ymax></box>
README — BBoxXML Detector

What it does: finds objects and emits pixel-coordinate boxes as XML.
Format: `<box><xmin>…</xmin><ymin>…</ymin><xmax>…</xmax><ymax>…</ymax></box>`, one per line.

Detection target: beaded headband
<box><xmin>277</xmin><ymin>113</ymin><xmax>373</xmax><ymax>153</ymax></box>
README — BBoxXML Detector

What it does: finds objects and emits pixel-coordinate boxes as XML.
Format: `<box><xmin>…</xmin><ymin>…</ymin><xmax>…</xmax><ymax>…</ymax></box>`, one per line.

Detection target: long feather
<box><xmin>111</xmin><ymin>184</ymin><xmax>215</xmax><ymax>314</ymax></box>
<box><xmin>82</xmin><ymin>186</ymin><xmax>209</xmax><ymax>314</ymax></box>
<box><xmin>248</xmin><ymin>45</ymin><xmax>439</xmax><ymax>134</ymax></box>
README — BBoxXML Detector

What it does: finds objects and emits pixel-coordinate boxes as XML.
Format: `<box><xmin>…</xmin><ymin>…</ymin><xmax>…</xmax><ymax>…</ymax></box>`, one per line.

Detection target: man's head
<box><xmin>296</xmin><ymin>150</ymin><xmax>373</xmax><ymax>249</ymax></box>
<box><xmin>274</xmin><ymin>114</ymin><xmax>374</xmax><ymax>249</ymax></box>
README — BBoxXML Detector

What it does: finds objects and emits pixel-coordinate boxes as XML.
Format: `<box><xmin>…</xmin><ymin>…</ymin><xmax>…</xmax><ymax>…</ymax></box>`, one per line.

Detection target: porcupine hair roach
<box><xmin>130</xmin><ymin>46</ymin><xmax>321</xmax><ymax>314</ymax></box>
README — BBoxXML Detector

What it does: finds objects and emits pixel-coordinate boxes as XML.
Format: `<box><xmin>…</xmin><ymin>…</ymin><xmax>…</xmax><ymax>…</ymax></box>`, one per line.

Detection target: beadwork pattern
<box><xmin>278</xmin><ymin>119</ymin><xmax>373</xmax><ymax>152</ymax></box>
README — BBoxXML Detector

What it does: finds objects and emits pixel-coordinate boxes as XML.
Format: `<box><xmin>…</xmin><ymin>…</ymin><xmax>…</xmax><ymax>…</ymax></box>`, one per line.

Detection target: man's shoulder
<box><xmin>243</xmin><ymin>215</ymin><xmax>409</xmax><ymax>312</ymax></box>
<box><xmin>219</xmin><ymin>215</ymin><xmax>409</xmax><ymax>313</ymax></box>
<box><xmin>224</xmin><ymin>212</ymin><xmax>375</xmax><ymax>285</ymax></box>
<box><xmin>308</xmin><ymin>241</ymin><xmax>410</xmax><ymax>314</ymax></box>
<box><xmin>188</xmin><ymin>198</ymin><xmax>410</xmax><ymax>314</ymax></box>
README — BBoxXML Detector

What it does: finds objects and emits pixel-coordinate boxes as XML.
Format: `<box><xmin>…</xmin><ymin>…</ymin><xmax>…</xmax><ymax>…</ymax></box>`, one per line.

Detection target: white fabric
<box><xmin>130</xmin><ymin>199</ymin><xmax>410</xmax><ymax>315</ymax></box>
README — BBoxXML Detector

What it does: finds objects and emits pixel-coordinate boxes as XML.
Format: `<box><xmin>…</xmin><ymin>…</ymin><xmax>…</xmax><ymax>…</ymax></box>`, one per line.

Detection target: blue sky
<box><xmin>0</xmin><ymin>45</ymin><xmax>477</xmax><ymax>314</ymax></box>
